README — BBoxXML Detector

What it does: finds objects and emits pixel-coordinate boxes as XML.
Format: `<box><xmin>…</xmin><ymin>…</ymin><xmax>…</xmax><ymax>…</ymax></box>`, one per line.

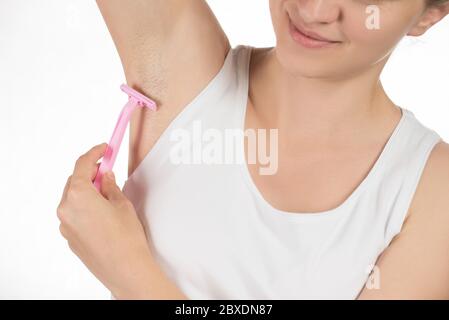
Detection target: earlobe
<box><xmin>407</xmin><ymin>25</ymin><xmax>427</xmax><ymax>37</ymax></box>
<box><xmin>407</xmin><ymin>4</ymin><xmax>449</xmax><ymax>37</ymax></box>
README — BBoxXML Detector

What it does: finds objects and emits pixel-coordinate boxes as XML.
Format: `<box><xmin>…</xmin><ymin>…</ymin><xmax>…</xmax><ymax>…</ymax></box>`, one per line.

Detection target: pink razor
<box><xmin>93</xmin><ymin>84</ymin><xmax>157</xmax><ymax>191</ymax></box>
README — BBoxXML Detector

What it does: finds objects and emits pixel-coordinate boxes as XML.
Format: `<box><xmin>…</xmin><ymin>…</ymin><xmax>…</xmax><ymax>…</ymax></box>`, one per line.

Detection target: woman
<box><xmin>57</xmin><ymin>0</ymin><xmax>449</xmax><ymax>299</ymax></box>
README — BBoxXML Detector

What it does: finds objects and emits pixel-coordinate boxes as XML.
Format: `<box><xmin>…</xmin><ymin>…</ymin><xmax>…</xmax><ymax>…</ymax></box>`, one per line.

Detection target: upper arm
<box><xmin>357</xmin><ymin>141</ymin><xmax>449</xmax><ymax>299</ymax></box>
<box><xmin>96</xmin><ymin>0</ymin><xmax>231</xmax><ymax>177</ymax></box>
<box><xmin>96</xmin><ymin>0</ymin><xmax>230</xmax><ymax>92</ymax></box>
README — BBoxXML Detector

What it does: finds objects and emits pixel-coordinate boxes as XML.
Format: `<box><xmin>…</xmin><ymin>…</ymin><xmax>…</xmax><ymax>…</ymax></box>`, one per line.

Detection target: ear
<box><xmin>407</xmin><ymin>2</ymin><xmax>449</xmax><ymax>37</ymax></box>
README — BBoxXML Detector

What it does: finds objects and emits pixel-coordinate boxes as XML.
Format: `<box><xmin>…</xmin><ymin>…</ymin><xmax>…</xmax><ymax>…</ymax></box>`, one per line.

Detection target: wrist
<box><xmin>112</xmin><ymin>251</ymin><xmax>188</xmax><ymax>300</ymax></box>
<box><xmin>111</xmin><ymin>246</ymin><xmax>157</xmax><ymax>299</ymax></box>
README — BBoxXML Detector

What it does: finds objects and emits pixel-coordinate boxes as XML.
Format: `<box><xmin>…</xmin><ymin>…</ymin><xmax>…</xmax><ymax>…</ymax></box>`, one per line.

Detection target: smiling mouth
<box><xmin>287</xmin><ymin>15</ymin><xmax>342</xmax><ymax>49</ymax></box>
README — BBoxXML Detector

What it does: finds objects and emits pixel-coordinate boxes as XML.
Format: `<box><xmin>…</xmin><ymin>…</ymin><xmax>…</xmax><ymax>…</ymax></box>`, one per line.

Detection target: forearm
<box><xmin>111</xmin><ymin>249</ymin><xmax>188</xmax><ymax>300</ymax></box>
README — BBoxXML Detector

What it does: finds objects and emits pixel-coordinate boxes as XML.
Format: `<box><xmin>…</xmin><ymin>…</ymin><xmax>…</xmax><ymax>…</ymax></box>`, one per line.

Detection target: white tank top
<box><xmin>118</xmin><ymin>45</ymin><xmax>442</xmax><ymax>299</ymax></box>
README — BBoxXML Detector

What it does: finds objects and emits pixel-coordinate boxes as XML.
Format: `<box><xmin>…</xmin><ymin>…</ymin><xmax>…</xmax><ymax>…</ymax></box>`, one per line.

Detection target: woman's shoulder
<box><xmin>409</xmin><ymin>139</ymin><xmax>449</xmax><ymax>220</ymax></box>
<box><xmin>358</xmin><ymin>138</ymin><xmax>449</xmax><ymax>299</ymax></box>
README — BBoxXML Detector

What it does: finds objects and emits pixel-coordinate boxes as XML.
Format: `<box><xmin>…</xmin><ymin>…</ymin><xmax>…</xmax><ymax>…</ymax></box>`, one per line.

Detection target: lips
<box><xmin>287</xmin><ymin>13</ymin><xmax>341</xmax><ymax>44</ymax></box>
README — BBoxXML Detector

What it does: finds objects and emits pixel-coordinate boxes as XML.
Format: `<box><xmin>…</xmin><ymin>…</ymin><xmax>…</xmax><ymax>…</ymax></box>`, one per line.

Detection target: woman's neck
<box><xmin>249</xmin><ymin>47</ymin><xmax>400</xmax><ymax>145</ymax></box>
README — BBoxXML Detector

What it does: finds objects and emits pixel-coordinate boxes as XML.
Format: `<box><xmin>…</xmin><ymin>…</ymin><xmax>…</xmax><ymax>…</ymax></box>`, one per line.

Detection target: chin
<box><xmin>274</xmin><ymin>42</ymin><xmax>349</xmax><ymax>80</ymax></box>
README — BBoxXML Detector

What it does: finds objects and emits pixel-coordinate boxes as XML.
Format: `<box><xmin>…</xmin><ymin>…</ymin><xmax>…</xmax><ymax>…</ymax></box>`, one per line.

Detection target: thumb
<box><xmin>100</xmin><ymin>171</ymin><xmax>125</xmax><ymax>203</ymax></box>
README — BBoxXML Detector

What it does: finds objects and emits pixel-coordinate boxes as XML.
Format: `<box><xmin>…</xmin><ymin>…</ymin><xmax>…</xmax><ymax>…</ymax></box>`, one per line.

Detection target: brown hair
<box><xmin>428</xmin><ymin>0</ymin><xmax>449</xmax><ymax>5</ymax></box>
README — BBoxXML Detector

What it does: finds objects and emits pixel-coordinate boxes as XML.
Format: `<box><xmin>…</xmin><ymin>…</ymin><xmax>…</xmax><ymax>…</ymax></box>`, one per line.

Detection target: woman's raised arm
<box><xmin>95</xmin><ymin>0</ymin><xmax>230</xmax><ymax>177</ymax></box>
<box><xmin>96</xmin><ymin>0</ymin><xmax>229</xmax><ymax>97</ymax></box>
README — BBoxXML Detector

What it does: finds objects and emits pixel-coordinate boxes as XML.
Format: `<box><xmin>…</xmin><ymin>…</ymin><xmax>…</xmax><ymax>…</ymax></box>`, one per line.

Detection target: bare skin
<box><xmin>245</xmin><ymin>46</ymin><xmax>402</xmax><ymax>214</ymax></box>
<box><xmin>96</xmin><ymin>0</ymin><xmax>449</xmax><ymax>299</ymax></box>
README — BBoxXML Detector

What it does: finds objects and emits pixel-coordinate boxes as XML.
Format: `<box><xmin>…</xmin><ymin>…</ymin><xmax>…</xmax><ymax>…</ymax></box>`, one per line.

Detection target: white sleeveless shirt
<box><xmin>117</xmin><ymin>45</ymin><xmax>442</xmax><ymax>299</ymax></box>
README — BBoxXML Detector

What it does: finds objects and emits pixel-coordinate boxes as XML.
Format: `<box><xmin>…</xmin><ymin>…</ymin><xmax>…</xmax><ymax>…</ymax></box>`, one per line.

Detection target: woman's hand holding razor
<box><xmin>56</xmin><ymin>143</ymin><xmax>186</xmax><ymax>299</ymax></box>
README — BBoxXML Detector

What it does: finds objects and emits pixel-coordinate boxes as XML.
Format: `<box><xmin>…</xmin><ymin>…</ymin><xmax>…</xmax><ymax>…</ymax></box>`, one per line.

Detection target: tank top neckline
<box><xmin>237</xmin><ymin>45</ymin><xmax>411</xmax><ymax>220</ymax></box>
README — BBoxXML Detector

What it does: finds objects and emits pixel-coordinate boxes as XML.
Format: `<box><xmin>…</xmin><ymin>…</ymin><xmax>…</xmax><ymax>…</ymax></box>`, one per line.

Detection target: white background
<box><xmin>0</xmin><ymin>0</ymin><xmax>448</xmax><ymax>299</ymax></box>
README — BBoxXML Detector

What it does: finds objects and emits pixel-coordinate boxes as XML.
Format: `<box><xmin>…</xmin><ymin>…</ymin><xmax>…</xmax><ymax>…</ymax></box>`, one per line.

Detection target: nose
<box><xmin>297</xmin><ymin>0</ymin><xmax>341</xmax><ymax>25</ymax></box>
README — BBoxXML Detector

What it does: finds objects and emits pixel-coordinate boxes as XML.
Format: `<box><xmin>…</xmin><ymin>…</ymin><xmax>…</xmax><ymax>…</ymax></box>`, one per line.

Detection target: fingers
<box><xmin>100</xmin><ymin>171</ymin><xmax>127</xmax><ymax>204</ymax></box>
<box><xmin>57</xmin><ymin>175</ymin><xmax>72</xmax><ymax>221</ymax></box>
<box><xmin>91</xmin><ymin>162</ymin><xmax>101</xmax><ymax>182</ymax></box>
<box><xmin>59</xmin><ymin>163</ymin><xmax>99</xmax><ymax>210</ymax></box>
<box><xmin>73</xmin><ymin>143</ymin><xmax>108</xmax><ymax>181</ymax></box>
<box><xmin>62</xmin><ymin>175</ymin><xmax>72</xmax><ymax>202</ymax></box>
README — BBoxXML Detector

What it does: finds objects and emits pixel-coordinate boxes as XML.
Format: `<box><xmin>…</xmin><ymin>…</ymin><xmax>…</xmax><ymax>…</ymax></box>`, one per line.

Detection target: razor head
<box><xmin>120</xmin><ymin>84</ymin><xmax>157</xmax><ymax>111</ymax></box>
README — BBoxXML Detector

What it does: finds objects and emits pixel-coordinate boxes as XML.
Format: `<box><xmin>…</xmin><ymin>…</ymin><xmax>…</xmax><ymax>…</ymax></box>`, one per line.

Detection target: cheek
<box><xmin>269</xmin><ymin>0</ymin><xmax>286</xmax><ymax>36</ymax></box>
<box><xmin>344</xmin><ymin>9</ymin><xmax>420</xmax><ymax>66</ymax></box>
<box><xmin>344</xmin><ymin>14</ymin><xmax>397</xmax><ymax>67</ymax></box>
